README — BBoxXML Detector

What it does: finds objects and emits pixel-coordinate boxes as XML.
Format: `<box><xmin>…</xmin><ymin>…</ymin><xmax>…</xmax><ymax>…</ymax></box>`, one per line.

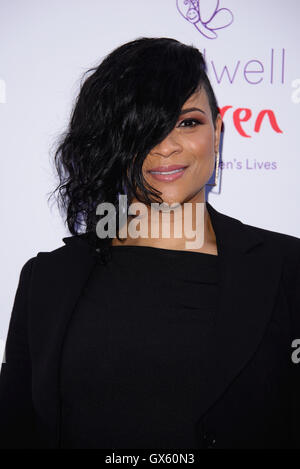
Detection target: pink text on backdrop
<box><xmin>219</xmin><ymin>106</ymin><xmax>283</xmax><ymax>138</ymax></box>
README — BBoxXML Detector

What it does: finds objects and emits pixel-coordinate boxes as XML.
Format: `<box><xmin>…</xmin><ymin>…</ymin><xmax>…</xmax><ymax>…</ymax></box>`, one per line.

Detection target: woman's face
<box><xmin>142</xmin><ymin>88</ymin><xmax>222</xmax><ymax>206</ymax></box>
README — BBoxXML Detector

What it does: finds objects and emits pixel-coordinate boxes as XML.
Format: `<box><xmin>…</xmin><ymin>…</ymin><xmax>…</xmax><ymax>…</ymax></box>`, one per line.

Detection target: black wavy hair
<box><xmin>49</xmin><ymin>37</ymin><xmax>219</xmax><ymax>264</ymax></box>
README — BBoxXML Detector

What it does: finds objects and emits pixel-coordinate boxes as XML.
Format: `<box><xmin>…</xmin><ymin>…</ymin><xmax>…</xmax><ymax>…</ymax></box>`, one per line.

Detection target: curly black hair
<box><xmin>48</xmin><ymin>37</ymin><xmax>219</xmax><ymax>264</ymax></box>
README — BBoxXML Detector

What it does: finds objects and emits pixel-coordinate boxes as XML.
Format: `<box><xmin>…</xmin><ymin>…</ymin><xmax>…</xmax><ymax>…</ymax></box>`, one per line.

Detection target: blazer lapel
<box><xmin>200</xmin><ymin>201</ymin><xmax>284</xmax><ymax>419</ymax></box>
<box><xmin>30</xmin><ymin>201</ymin><xmax>284</xmax><ymax>447</ymax></box>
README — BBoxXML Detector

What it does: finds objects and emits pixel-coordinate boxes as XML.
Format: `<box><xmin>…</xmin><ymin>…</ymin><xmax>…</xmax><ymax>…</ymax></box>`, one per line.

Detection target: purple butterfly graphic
<box><xmin>176</xmin><ymin>0</ymin><xmax>234</xmax><ymax>39</ymax></box>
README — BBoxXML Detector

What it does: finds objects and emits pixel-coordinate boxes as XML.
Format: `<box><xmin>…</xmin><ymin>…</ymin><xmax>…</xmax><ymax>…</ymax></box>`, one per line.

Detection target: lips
<box><xmin>148</xmin><ymin>164</ymin><xmax>188</xmax><ymax>173</ymax></box>
<box><xmin>147</xmin><ymin>164</ymin><xmax>188</xmax><ymax>182</ymax></box>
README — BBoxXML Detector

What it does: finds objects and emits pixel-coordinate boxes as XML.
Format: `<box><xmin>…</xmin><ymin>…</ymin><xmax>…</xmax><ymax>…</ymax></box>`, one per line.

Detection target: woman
<box><xmin>0</xmin><ymin>37</ymin><xmax>299</xmax><ymax>449</ymax></box>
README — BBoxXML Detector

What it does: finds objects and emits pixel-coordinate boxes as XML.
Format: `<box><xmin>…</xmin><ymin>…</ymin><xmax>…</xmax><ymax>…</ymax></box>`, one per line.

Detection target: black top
<box><xmin>60</xmin><ymin>245</ymin><xmax>220</xmax><ymax>448</ymax></box>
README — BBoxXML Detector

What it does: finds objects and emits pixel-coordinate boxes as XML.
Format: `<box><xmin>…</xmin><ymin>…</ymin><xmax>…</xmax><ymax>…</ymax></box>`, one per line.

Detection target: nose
<box><xmin>150</xmin><ymin>129</ymin><xmax>182</xmax><ymax>158</ymax></box>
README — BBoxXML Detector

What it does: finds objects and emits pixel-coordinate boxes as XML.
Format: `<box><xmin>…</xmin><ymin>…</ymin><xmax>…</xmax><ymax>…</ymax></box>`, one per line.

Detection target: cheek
<box><xmin>187</xmin><ymin>128</ymin><xmax>214</xmax><ymax>157</ymax></box>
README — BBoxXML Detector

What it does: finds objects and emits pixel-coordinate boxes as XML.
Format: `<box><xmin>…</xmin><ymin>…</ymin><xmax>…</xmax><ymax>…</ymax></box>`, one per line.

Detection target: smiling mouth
<box><xmin>148</xmin><ymin>166</ymin><xmax>188</xmax><ymax>182</ymax></box>
<box><xmin>150</xmin><ymin>168</ymin><xmax>184</xmax><ymax>175</ymax></box>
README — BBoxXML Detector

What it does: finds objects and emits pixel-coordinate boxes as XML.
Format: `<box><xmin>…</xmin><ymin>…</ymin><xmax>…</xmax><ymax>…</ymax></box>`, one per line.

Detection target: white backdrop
<box><xmin>1</xmin><ymin>0</ymin><xmax>300</xmax><ymax>356</ymax></box>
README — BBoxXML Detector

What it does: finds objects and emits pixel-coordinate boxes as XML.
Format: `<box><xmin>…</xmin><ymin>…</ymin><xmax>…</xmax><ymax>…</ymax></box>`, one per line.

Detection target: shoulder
<box><xmin>37</xmin><ymin>232</ymin><xmax>93</xmax><ymax>260</ymax></box>
<box><xmin>242</xmin><ymin>221</ymin><xmax>300</xmax><ymax>255</ymax></box>
<box><xmin>241</xmin><ymin>221</ymin><xmax>300</xmax><ymax>294</ymax></box>
<box><xmin>208</xmin><ymin>202</ymin><xmax>300</xmax><ymax>259</ymax></box>
<box><xmin>18</xmin><ymin>233</ymin><xmax>94</xmax><ymax>282</ymax></box>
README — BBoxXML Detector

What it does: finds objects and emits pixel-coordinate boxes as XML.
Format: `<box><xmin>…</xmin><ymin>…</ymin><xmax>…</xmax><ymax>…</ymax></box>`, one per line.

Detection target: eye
<box><xmin>178</xmin><ymin>118</ymin><xmax>202</xmax><ymax>128</ymax></box>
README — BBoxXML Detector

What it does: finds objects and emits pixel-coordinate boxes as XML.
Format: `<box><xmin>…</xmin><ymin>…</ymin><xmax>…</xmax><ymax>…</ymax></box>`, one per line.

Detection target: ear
<box><xmin>214</xmin><ymin>113</ymin><xmax>222</xmax><ymax>154</ymax></box>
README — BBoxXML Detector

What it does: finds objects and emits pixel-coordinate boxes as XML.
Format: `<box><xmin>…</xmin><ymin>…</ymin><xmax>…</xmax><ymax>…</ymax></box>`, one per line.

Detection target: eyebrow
<box><xmin>180</xmin><ymin>107</ymin><xmax>206</xmax><ymax>116</ymax></box>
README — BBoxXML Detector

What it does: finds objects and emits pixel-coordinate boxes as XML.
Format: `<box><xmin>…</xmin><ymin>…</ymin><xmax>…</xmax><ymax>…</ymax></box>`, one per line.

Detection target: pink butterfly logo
<box><xmin>176</xmin><ymin>0</ymin><xmax>234</xmax><ymax>39</ymax></box>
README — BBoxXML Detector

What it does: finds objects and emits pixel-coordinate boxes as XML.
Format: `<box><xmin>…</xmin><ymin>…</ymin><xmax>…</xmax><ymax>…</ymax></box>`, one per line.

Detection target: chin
<box><xmin>156</xmin><ymin>194</ymin><xmax>186</xmax><ymax>208</ymax></box>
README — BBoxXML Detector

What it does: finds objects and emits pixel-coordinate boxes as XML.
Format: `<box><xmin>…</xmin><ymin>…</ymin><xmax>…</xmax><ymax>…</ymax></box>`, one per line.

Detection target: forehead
<box><xmin>182</xmin><ymin>88</ymin><xmax>209</xmax><ymax>109</ymax></box>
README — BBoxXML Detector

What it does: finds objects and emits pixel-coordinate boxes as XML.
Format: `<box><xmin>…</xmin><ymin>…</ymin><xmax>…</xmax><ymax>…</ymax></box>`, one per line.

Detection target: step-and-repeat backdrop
<box><xmin>1</xmin><ymin>0</ymin><xmax>299</xmax><ymax>354</ymax></box>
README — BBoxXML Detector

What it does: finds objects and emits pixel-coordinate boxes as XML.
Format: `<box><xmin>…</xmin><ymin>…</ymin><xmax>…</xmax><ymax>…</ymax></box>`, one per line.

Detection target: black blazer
<box><xmin>1</xmin><ymin>201</ymin><xmax>300</xmax><ymax>449</ymax></box>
